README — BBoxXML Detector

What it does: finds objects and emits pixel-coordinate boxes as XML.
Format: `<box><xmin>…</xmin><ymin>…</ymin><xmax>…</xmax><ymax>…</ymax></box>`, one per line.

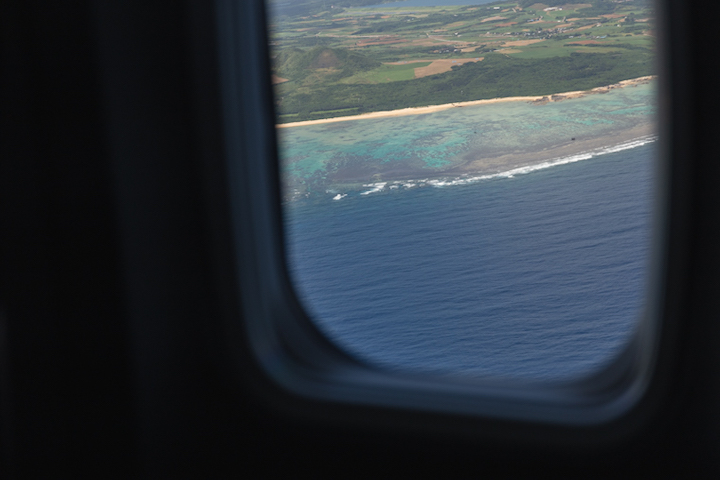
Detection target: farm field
<box><xmin>268</xmin><ymin>0</ymin><xmax>655</xmax><ymax>123</ymax></box>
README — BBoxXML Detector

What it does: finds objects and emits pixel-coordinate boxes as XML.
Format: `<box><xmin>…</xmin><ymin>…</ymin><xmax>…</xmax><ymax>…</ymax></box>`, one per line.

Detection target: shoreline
<box><xmin>276</xmin><ymin>75</ymin><xmax>656</xmax><ymax>129</ymax></box>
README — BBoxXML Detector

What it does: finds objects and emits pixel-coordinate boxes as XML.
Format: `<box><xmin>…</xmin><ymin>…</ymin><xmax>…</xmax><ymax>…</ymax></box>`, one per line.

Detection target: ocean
<box><xmin>280</xmin><ymin>83</ymin><xmax>656</xmax><ymax>382</ymax></box>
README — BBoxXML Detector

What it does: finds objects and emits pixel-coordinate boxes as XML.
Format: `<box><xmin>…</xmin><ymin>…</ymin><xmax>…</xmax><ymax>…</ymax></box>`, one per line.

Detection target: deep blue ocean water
<box><xmin>284</xmin><ymin>141</ymin><xmax>654</xmax><ymax>381</ymax></box>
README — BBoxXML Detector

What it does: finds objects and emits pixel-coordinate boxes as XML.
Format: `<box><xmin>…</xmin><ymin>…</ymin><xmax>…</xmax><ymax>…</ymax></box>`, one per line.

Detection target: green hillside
<box><xmin>274</xmin><ymin>46</ymin><xmax>381</xmax><ymax>84</ymax></box>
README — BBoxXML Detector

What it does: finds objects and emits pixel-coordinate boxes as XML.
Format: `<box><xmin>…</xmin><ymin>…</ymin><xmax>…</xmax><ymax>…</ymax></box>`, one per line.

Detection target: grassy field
<box><xmin>268</xmin><ymin>0</ymin><xmax>655</xmax><ymax>122</ymax></box>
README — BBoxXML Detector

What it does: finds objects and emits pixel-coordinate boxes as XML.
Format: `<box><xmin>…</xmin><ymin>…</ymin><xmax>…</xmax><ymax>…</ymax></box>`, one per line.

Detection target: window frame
<box><xmin>216</xmin><ymin>0</ymin><xmax>687</xmax><ymax>445</ymax></box>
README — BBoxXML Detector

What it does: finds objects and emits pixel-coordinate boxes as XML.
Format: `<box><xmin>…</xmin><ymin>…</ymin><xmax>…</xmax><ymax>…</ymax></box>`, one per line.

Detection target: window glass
<box><xmin>267</xmin><ymin>0</ymin><xmax>656</xmax><ymax>380</ymax></box>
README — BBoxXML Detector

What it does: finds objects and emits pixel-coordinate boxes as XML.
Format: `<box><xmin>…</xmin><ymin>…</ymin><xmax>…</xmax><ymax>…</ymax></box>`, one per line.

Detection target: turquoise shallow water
<box><xmin>277</xmin><ymin>81</ymin><xmax>655</xmax><ymax>200</ymax></box>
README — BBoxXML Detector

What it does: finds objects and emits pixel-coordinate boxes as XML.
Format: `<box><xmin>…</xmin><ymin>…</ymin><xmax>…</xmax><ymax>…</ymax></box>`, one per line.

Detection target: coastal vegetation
<box><xmin>267</xmin><ymin>0</ymin><xmax>654</xmax><ymax>123</ymax></box>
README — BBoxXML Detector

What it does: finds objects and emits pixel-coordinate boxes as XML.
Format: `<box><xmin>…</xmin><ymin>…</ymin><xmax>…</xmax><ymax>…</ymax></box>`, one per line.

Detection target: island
<box><xmin>268</xmin><ymin>0</ymin><xmax>655</xmax><ymax>123</ymax></box>
<box><xmin>267</xmin><ymin>0</ymin><xmax>657</xmax><ymax>201</ymax></box>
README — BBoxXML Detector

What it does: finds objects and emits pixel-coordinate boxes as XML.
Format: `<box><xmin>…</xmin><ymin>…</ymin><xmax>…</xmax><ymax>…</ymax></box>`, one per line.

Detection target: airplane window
<box><xmin>266</xmin><ymin>0</ymin><xmax>657</xmax><ymax>383</ymax></box>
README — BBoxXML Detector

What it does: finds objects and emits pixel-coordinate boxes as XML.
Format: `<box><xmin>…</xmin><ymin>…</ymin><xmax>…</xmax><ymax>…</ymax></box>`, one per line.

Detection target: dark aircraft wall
<box><xmin>1</xmin><ymin>0</ymin><xmax>719</xmax><ymax>477</ymax></box>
